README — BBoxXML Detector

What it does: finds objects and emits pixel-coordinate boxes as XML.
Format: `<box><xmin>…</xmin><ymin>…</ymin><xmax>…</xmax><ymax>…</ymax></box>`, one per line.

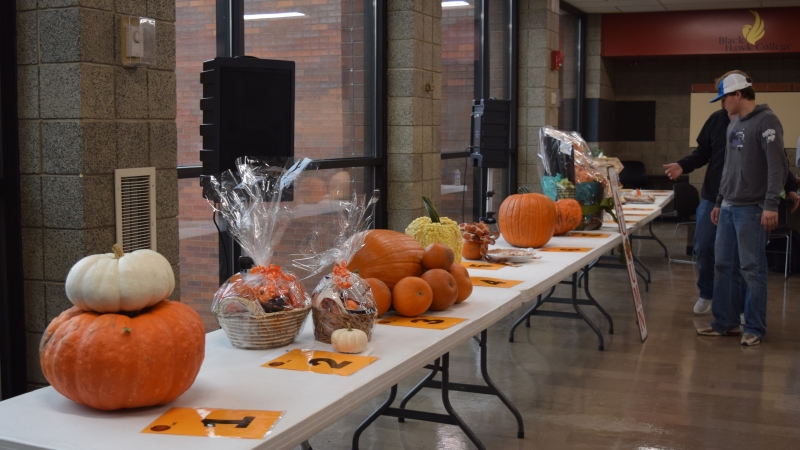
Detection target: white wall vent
<box><xmin>115</xmin><ymin>167</ymin><xmax>157</xmax><ymax>252</ymax></box>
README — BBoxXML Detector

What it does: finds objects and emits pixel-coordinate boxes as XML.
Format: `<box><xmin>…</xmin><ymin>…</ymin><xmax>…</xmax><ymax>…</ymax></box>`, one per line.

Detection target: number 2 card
<box><xmin>262</xmin><ymin>349</ymin><xmax>378</xmax><ymax>376</ymax></box>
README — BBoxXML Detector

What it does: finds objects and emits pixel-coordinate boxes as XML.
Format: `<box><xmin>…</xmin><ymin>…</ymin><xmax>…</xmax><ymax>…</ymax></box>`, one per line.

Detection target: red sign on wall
<box><xmin>602</xmin><ymin>8</ymin><xmax>800</xmax><ymax>57</ymax></box>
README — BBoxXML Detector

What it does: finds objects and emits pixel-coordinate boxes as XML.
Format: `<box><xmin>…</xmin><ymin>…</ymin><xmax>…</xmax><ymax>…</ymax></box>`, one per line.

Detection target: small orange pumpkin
<box><xmin>498</xmin><ymin>187</ymin><xmax>557</xmax><ymax>248</ymax></box>
<box><xmin>422</xmin><ymin>243</ymin><xmax>455</xmax><ymax>270</ymax></box>
<box><xmin>365</xmin><ymin>278</ymin><xmax>392</xmax><ymax>316</ymax></box>
<box><xmin>554</xmin><ymin>199</ymin><xmax>583</xmax><ymax>235</ymax></box>
<box><xmin>348</xmin><ymin>230</ymin><xmax>424</xmax><ymax>290</ymax></box>
<box><xmin>448</xmin><ymin>264</ymin><xmax>473</xmax><ymax>303</ymax></box>
<box><xmin>421</xmin><ymin>269</ymin><xmax>458</xmax><ymax>311</ymax></box>
<box><xmin>392</xmin><ymin>277</ymin><xmax>433</xmax><ymax>317</ymax></box>
<box><xmin>462</xmin><ymin>239</ymin><xmax>483</xmax><ymax>260</ymax></box>
<box><xmin>39</xmin><ymin>301</ymin><xmax>205</xmax><ymax>411</ymax></box>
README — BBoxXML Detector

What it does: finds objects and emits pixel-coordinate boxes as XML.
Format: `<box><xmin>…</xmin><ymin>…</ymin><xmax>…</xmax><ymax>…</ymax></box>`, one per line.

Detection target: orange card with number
<box><xmin>142</xmin><ymin>408</ymin><xmax>282</xmax><ymax>439</ymax></box>
<box><xmin>539</xmin><ymin>247</ymin><xmax>592</xmax><ymax>252</ymax></box>
<box><xmin>377</xmin><ymin>315</ymin><xmax>466</xmax><ymax>330</ymax></box>
<box><xmin>564</xmin><ymin>232</ymin><xmax>611</xmax><ymax>238</ymax></box>
<box><xmin>262</xmin><ymin>349</ymin><xmax>377</xmax><ymax>376</ymax></box>
<box><xmin>461</xmin><ymin>261</ymin><xmax>505</xmax><ymax>270</ymax></box>
<box><xmin>470</xmin><ymin>277</ymin><xmax>523</xmax><ymax>288</ymax></box>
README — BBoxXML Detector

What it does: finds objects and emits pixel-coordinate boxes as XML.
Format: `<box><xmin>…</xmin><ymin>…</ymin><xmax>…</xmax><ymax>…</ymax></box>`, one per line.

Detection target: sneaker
<box><xmin>696</xmin><ymin>326</ymin><xmax>741</xmax><ymax>336</ymax></box>
<box><xmin>739</xmin><ymin>313</ymin><xmax>745</xmax><ymax>325</ymax></box>
<box><xmin>740</xmin><ymin>333</ymin><xmax>762</xmax><ymax>346</ymax></box>
<box><xmin>693</xmin><ymin>298</ymin><xmax>712</xmax><ymax>314</ymax></box>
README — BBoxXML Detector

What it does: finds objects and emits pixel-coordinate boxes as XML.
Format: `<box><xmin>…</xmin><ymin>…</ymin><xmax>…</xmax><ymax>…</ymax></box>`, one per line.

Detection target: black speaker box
<box><xmin>470</xmin><ymin>99</ymin><xmax>511</xmax><ymax>169</ymax></box>
<box><xmin>199</xmin><ymin>57</ymin><xmax>295</xmax><ymax>176</ymax></box>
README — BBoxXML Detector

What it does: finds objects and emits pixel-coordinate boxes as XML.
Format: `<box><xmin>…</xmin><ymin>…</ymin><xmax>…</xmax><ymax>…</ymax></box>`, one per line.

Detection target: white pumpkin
<box><xmin>331</xmin><ymin>323</ymin><xmax>368</xmax><ymax>354</ymax></box>
<box><xmin>65</xmin><ymin>244</ymin><xmax>175</xmax><ymax>313</ymax></box>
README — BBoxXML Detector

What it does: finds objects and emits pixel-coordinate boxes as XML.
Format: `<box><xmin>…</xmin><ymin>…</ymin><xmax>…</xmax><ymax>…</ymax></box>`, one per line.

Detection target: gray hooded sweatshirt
<box><xmin>715</xmin><ymin>104</ymin><xmax>787</xmax><ymax>212</ymax></box>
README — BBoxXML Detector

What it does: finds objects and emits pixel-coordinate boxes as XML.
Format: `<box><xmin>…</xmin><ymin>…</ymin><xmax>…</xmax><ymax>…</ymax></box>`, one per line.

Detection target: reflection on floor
<box><xmin>302</xmin><ymin>222</ymin><xmax>800</xmax><ymax>450</ymax></box>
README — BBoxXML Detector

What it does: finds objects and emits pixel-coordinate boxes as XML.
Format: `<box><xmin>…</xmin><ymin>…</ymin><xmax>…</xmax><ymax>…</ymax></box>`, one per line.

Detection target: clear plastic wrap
<box><xmin>538</xmin><ymin>127</ymin><xmax>611</xmax><ymax>230</ymax></box>
<box><xmin>205</xmin><ymin>157</ymin><xmax>313</xmax><ymax>349</ymax></box>
<box><xmin>293</xmin><ymin>191</ymin><xmax>380</xmax><ymax>344</ymax></box>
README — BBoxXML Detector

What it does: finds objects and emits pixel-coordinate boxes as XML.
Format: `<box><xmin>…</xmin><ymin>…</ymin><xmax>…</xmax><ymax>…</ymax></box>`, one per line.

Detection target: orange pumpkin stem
<box><xmin>112</xmin><ymin>244</ymin><xmax>125</xmax><ymax>259</ymax></box>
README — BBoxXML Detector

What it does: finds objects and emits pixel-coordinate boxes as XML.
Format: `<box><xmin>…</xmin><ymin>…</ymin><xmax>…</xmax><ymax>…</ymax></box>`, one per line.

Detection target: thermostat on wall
<box><xmin>121</xmin><ymin>17</ymin><xmax>156</xmax><ymax>67</ymax></box>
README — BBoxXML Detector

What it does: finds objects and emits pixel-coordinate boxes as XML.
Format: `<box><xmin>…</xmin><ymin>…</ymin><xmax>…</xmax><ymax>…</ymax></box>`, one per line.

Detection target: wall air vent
<box><xmin>114</xmin><ymin>167</ymin><xmax>157</xmax><ymax>252</ymax></box>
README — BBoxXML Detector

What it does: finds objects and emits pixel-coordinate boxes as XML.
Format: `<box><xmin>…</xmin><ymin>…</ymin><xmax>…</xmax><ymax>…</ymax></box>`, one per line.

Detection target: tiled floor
<box><xmin>303</xmin><ymin>222</ymin><xmax>800</xmax><ymax>449</ymax></box>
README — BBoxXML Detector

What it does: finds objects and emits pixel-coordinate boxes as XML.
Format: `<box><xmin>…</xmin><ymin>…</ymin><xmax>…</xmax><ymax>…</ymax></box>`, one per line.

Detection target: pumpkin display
<box><xmin>498</xmin><ymin>187</ymin><xmax>557</xmax><ymax>248</ymax></box>
<box><xmin>405</xmin><ymin>196</ymin><xmax>463</xmax><ymax>263</ymax></box>
<box><xmin>554</xmin><ymin>199</ymin><xmax>583</xmax><ymax>235</ymax></box>
<box><xmin>329</xmin><ymin>171</ymin><xmax>352</xmax><ymax>200</ymax></box>
<box><xmin>422</xmin><ymin>243</ymin><xmax>455</xmax><ymax>271</ymax></box>
<box><xmin>39</xmin><ymin>301</ymin><xmax>205</xmax><ymax>411</ymax></box>
<box><xmin>459</xmin><ymin>222</ymin><xmax>498</xmax><ymax>260</ymax></box>
<box><xmin>421</xmin><ymin>269</ymin><xmax>458</xmax><ymax>311</ymax></box>
<box><xmin>365</xmin><ymin>278</ymin><xmax>392</xmax><ymax>316</ymax></box>
<box><xmin>65</xmin><ymin>244</ymin><xmax>175</xmax><ymax>313</ymax></box>
<box><xmin>331</xmin><ymin>323</ymin><xmax>368</xmax><ymax>354</ymax></box>
<box><xmin>348</xmin><ymin>230</ymin><xmax>424</xmax><ymax>290</ymax></box>
<box><xmin>448</xmin><ymin>264</ymin><xmax>473</xmax><ymax>303</ymax></box>
<box><xmin>392</xmin><ymin>277</ymin><xmax>433</xmax><ymax>317</ymax></box>
<box><xmin>297</xmin><ymin>177</ymin><xmax>327</xmax><ymax>204</ymax></box>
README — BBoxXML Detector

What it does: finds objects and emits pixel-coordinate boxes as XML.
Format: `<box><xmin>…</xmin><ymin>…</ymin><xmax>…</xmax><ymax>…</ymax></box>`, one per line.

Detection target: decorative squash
<box><xmin>405</xmin><ymin>196</ymin><xmax>463</xmax><ymax>263</ymax></box>
<box><xmin>298</xmin><ymin>177</ymin><xmax>327</xmax><ymax>204</ymax></box>
<box><xmin>365</xmin><ymin>278</ymin><xmax>392</xmax><ymax>316</ymax></box>
<box><xmin>39</xmin><ymin>301</ymin><xmax>205</xmax><ymax>411</ymax></box>
<box><xmin>65</xmin><ymin>244</ymin><xmax>175</xmax><ymax>313</ymax></box>
<box><xmin>448</xmin><ymin>264</ymin><xmax>472</xmax><ymax>303</ymax></box>
<box><xmin>421</xmin><ymin>269</ymin><xmax>458</xmax><ymax>311</ymax></box>
<box><xmin>348</xmin><ymin>230</ymin><xmax>424</xmax><ymax>290</ymax></box>
<box><xmin>497</xmin><ymin>187</ymin><xmax>557</xmax><ymax>248</ymax></box>
<box><xmin>422</xmin><ymin>243</ymin><xmax>455</xmax><ymax>271</ymax></box>
<box><xmin>331</xmin><ymin>323</ymin><xmax>368</xmax><ymax>354</ymax></box>
<box><xmin>554</xmin><ymin>199</ymin><xmax>583</xmax><ymax>235</ymax></box>
<box><xmin>329</xmin><ymin>171</ymin><xmax>352</xmax><ymax>200</ymax></box>
<box><xmin>392</xmin><ymin>277</ymin><xmax>433</xmax><ymax>317</ymax></box>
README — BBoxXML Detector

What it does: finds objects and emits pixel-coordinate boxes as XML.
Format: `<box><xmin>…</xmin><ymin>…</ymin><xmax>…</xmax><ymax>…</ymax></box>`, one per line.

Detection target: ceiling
<box><xmin>565</xmin><ymin>0</ymin><xmax>800</xmax><ymax>13</ymax></box>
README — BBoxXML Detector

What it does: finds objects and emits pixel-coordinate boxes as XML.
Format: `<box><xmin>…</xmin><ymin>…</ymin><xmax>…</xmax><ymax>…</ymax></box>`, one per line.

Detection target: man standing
<box><xmin>696</xmin><ymin>73</ymin><xmax>788</xmax><ymax>346</ymax></box>
<box><xmin>664</xmin><ymin>71</ymin><xmax>798</xmax><ymax>316</ymax></box>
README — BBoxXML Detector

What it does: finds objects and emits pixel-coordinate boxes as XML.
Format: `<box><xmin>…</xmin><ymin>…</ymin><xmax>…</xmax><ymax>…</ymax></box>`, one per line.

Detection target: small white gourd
<box><xmin>331</xmin><ymin>323</ymin><xmax>368</xmax><ymax>354</ymax></box>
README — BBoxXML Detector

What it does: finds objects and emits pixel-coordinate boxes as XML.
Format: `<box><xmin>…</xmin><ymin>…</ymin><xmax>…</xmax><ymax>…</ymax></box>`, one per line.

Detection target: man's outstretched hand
<box><xmin>663</xmin><ymin>163</ymin><xmax>683</xmax><ymax>181</ymax></box>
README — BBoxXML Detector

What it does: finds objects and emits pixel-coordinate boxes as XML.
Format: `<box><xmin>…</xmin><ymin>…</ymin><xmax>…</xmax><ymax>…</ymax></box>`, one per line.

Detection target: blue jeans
<box><xmin>694</xmin><ymin>200</ymin><xmax>717</xmax><ymax>299</ymax></box>
<box><xmin>711</xmin><ymin>205</ymin><xmax>769</xmax><ymax>338</ymax></box>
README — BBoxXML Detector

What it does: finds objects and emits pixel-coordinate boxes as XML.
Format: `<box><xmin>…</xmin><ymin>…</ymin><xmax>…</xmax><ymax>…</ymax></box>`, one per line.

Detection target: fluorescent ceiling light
<box><xmin>244</xmin><ymin>12</ymin><xmax>305</xmax><ymax>20</ymax></box>
<box><xmin>442</xmin><ymin>1</ymin><xmax>470</xmax><ymax>7</ymax></box>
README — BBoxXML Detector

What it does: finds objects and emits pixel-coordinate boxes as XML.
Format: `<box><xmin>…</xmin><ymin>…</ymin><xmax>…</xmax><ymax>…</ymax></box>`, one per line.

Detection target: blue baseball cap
<box><xmin>710</xmin><ymin>73</ymin><xmax>752</xmax><ymax>103</ymax></box>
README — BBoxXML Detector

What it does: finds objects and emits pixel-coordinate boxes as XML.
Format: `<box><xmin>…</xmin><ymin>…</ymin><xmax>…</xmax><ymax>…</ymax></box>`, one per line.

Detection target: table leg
<box><xmin>397</xmin><ymin>358</ymin><xmax>439</xmax><ymax>422</ymax></box>
<box><xmin>300</xmin><ymin>440</ymin><xmax>313</xmax><ymax>450</ymax></box>
<box><xmin>509</xmin><ymin>286</ymin><xmax>554</xmax><ymax>343</ymax></box>
<box><xmin>649</xmin><ymin>221</ymin><xmax>669</xmax><ymax>258</ymax></box>
<box><xmin>581</xmin><ymin>265</ymin><xmax>613</xmax><ymax>334</ymax></box>
<box><xmin>352</xmin><ymin>384</ymin><xmax>397</xmax><ymax>450</ymax></box>
<box><xmin>476</xmin><ymin>330</ymin><xmax>524</xmax><ymax>438</ymax></box>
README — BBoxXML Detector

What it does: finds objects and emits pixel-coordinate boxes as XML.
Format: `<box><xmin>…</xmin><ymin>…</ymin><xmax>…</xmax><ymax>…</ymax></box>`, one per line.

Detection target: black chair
<box><xmin>618</xmin><ymin>161</ymin><xmax>647</xmax><ymax>189</ymax></box>
<box><xmin>668</xmin><ymin>183</ymin><xmax>700</xmax><ymax>264</ymax></box>
<box><xmin>766</xmin><ymin>199</ymin><xmax>793</xmax><ymax>278</ymax></box>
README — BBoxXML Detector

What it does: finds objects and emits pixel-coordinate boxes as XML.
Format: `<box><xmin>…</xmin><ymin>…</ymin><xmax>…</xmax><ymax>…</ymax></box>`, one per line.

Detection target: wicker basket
<box><xmin>215</xmin><ymin>305</ymin><xmax>311</xmax><ymax>350</ymax></box>
<box><xmin>312</xmin><ymin>307</ymin><xmax>376</xmax><ymax>344</ymax></box>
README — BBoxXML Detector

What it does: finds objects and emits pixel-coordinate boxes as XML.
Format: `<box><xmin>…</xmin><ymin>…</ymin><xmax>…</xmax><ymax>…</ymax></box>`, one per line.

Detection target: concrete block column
<box><xmin>386</xmin><ymin>0</ymin><xmax>442</xmax><ymax>231</ymax></box>
<box><xmin>16</xmin><ymin>0</ymin><xmax>178</xmax><ymax>390</ymax></box>
<box><xmin>517</xmin><ymin>0</ymin><xmax>560</xmax><ymax>193</ymax></box>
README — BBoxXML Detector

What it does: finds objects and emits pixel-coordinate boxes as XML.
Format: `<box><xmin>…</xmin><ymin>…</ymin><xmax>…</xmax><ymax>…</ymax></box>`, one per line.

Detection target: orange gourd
<box><xmin>348</xmin><ymin>230</ymin><xmax>424</xmax><ymax>290</ymax></box>
<box><xmin>298</xmin><ymin>177</ymin><xmax>327</xmax><ymax>204</ymax></box>
<box><xmin>365</xmin><ymin>278</ymin><xmax>392</xmax><ymax>316</ymax></box>
<box><xmin>421</xmin><ymin>269</ymin><xmax>458</xmax><ymax>311</ymax></box>
<box><xmin>498</xmin><ymin>187</ymin><xmax>557</xmax><ymax>248</ymax></box>
<box><xmin>448</xmin><ymin>264</ymin><xmax>472</xmax><ymax>303</ymax></box>
<box><xmin>422</xmin><ymin>243</ymin><xmax>455</xmax><ymax>270</ymax></box>
<box><xmin>392</xmin><ymin>277</ymin><xmax>433</xmax><ymax>317</ymax></box>
<box><xmin>462</xmin><ymin>239</ymin><xmax>483</xmax><ymax>260</ymax></box>
<box><xmin>39</xmin><ymin>301</ymin><xmax>205</xmax><ymax>411</ymax></box>
<box><xmin>554</xmin><ymin>199</ymin><xmax>583</xmax><ymax>235</ymax></box>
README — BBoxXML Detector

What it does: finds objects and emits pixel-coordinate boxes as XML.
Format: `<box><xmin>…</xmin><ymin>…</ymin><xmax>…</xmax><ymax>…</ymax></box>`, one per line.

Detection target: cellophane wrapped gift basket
<box><xmin>537</xmin><ymin>127</ymin><xmax>613</xmax><ymax>230</ymax></box>
<box><xmin>293</xmin><ymin>191</ymin><xmax>380</xmax><ymax>344</ymax></box>
<box><xmin>205</xmin><ymin>157</ymin><xmax>313</xmax><ymax>349</ymax></box>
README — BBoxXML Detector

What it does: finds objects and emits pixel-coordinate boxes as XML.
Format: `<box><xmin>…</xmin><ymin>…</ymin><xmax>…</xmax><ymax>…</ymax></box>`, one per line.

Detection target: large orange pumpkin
<box><xmin>498</xmin><ymin>188</ymin><xmax>557</xmax><ymax>248</ymax></box>
<box><xmin>348</xmin><ymin>230</ymin><xmax>424</xmax><ymax>289</ymax></box>
<box><xmin>39</xmin><ymin>301</ymin><xmax>205</xmax><ymax>411</ymax></box>
<box><xmin>554</xmin><ymin>199</ymin><xmax>583</xmax><ymax>235</ymax></box>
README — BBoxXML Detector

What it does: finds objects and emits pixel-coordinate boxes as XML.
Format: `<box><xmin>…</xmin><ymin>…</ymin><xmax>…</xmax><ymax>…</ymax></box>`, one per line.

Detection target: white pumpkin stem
<box><xmin>112</xmin><ymin>244</ymin><xmax>125</xmax><ymax>259</ymax></box>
